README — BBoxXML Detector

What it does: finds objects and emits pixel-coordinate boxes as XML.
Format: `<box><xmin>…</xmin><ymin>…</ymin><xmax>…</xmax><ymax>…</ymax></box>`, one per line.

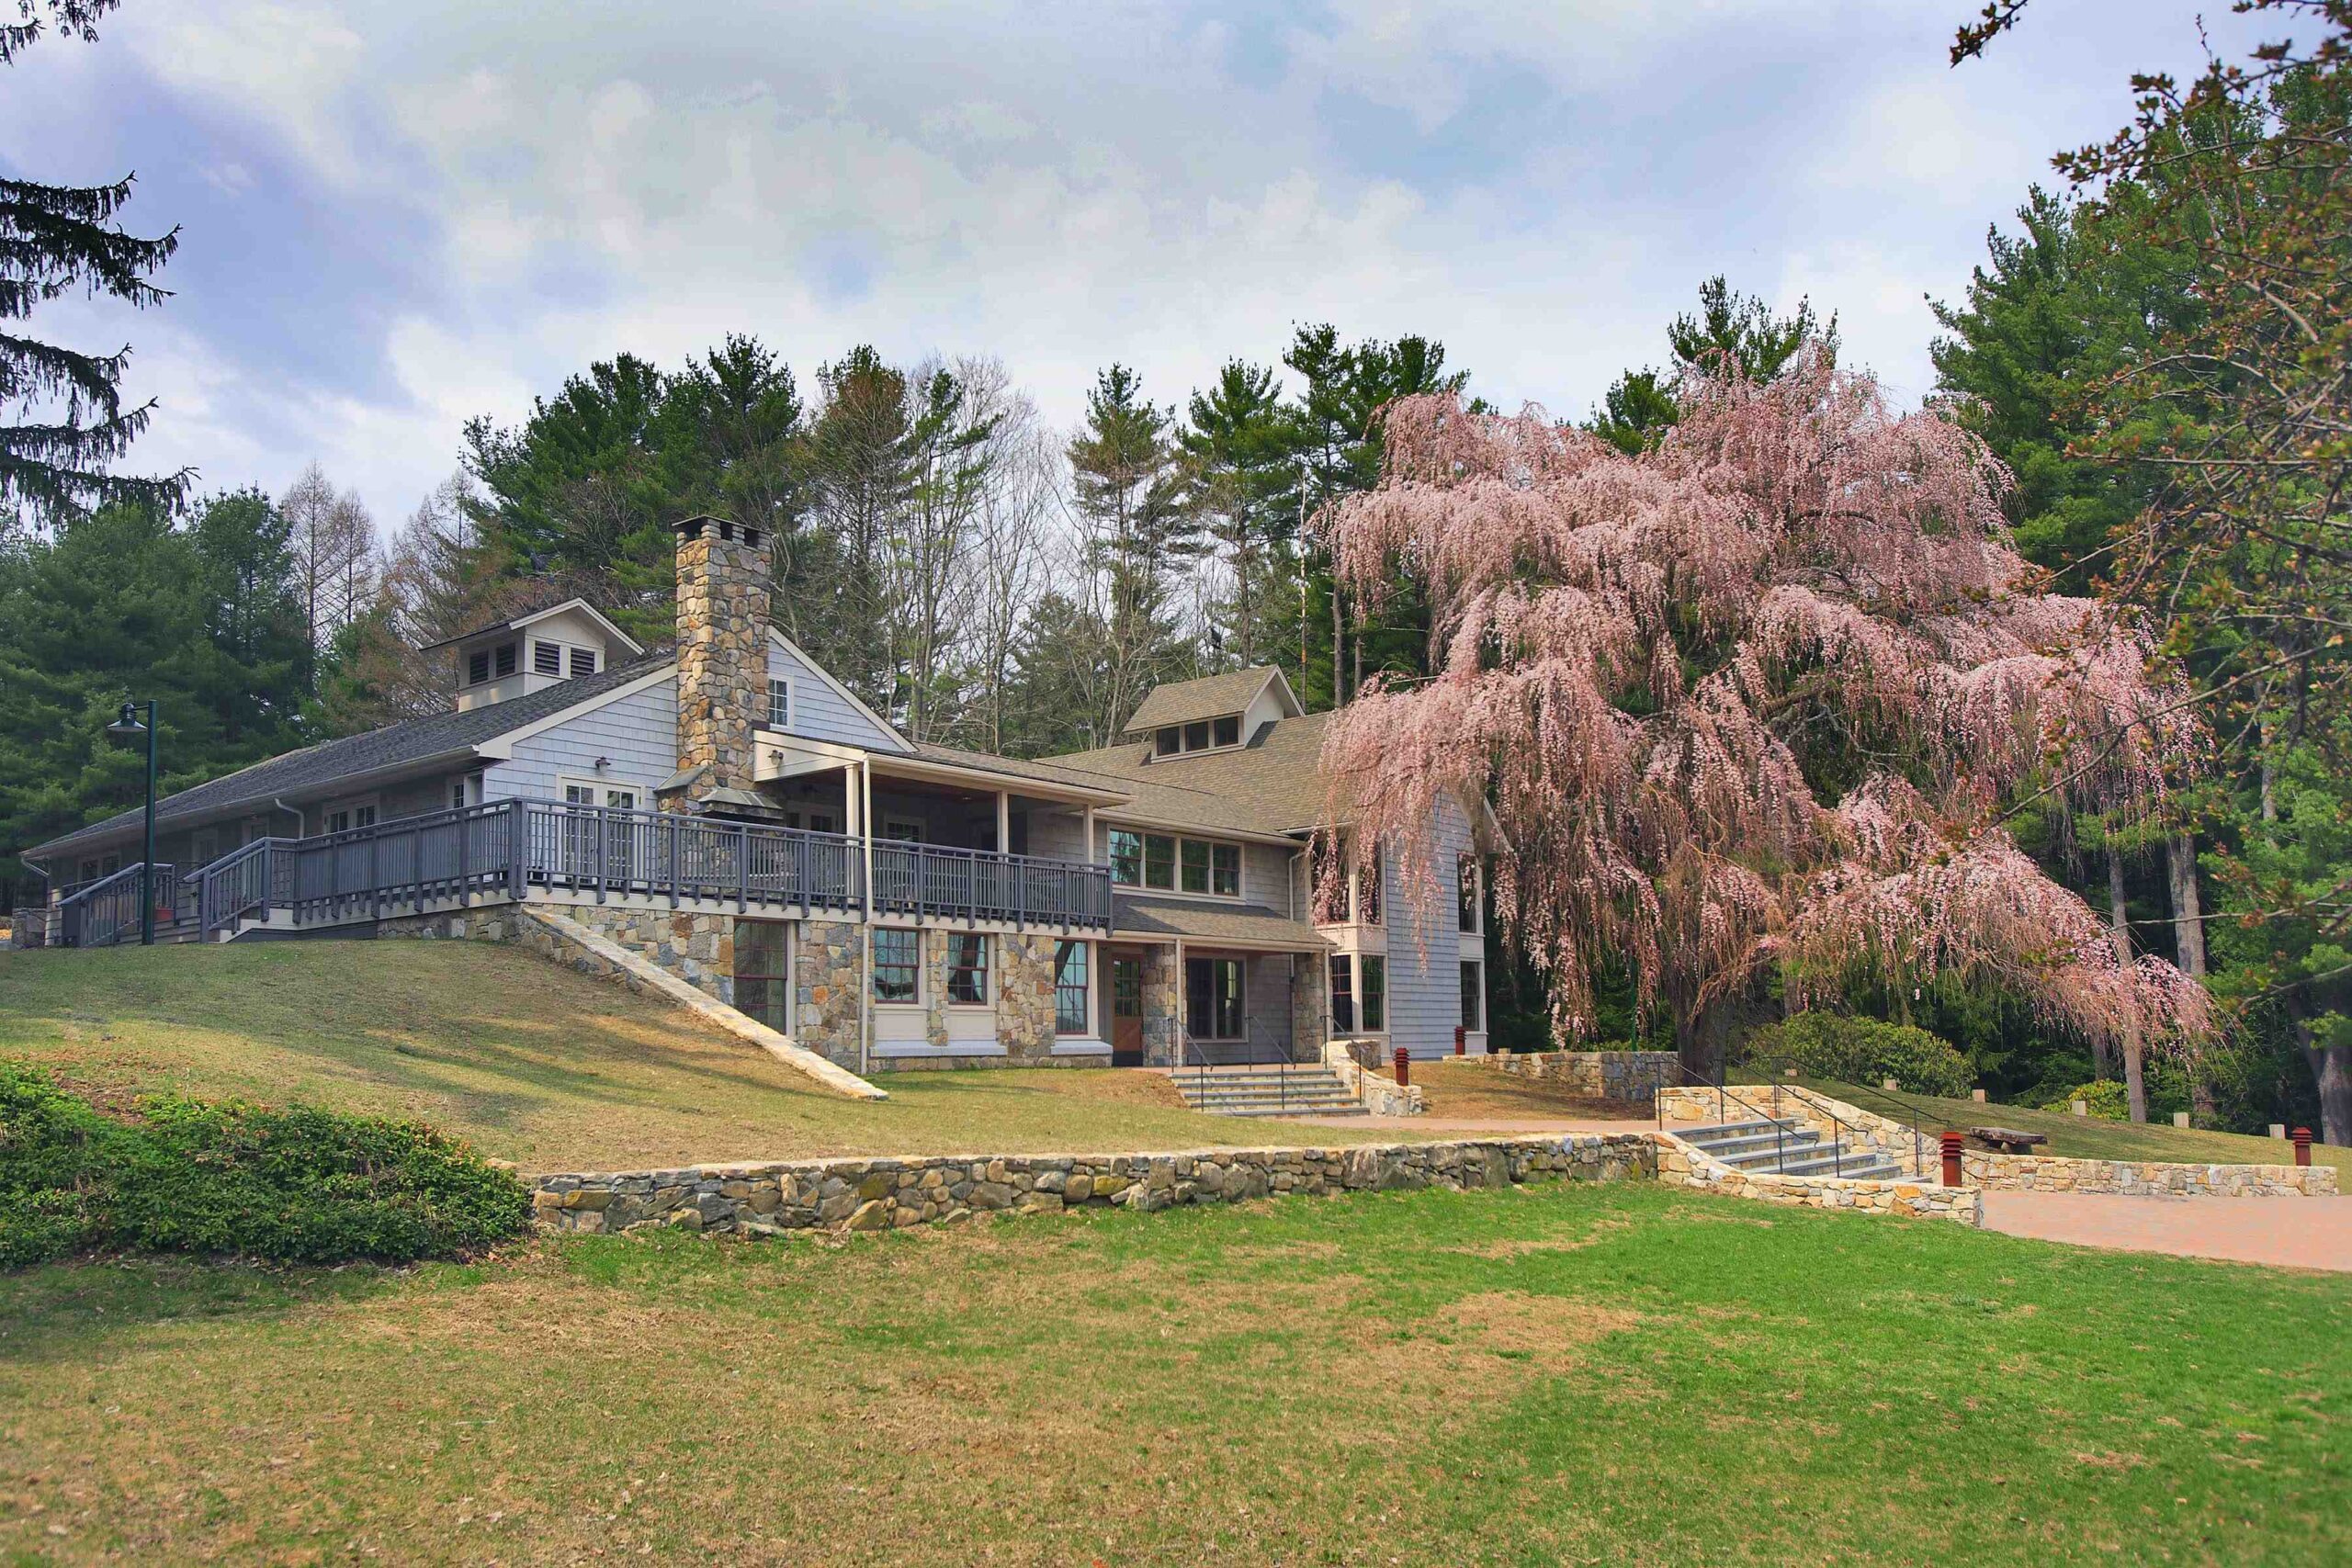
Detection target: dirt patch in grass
<box><xmin>1413</xmin><ymin>1060</ymin><xmax>1653</xmax><ymax>1122</ymax></box>
<box><xmin>1444</xmin><ymin>1219</ymin><xmax>1633</xmax><ymax>1258</ymax></box>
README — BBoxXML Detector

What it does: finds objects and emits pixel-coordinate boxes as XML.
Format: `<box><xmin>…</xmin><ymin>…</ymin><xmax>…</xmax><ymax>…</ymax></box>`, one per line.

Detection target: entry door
<box><xmin>1109</xmin><ymin>952</ymin><xmax>1145</xmax><ymax>1067</ymax></box>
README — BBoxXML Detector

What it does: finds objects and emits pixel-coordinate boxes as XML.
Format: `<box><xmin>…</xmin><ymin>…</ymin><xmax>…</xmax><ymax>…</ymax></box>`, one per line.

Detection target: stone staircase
<box><xmin>1170</xmin><ymin>1065</ymin><xmax>1368</xmax><ymax>1118</ymax></box>
<box><xmin>1671</xmin><ymin>1117</ymin><xmax>1906</xmax><ymax>1181</ymax></box>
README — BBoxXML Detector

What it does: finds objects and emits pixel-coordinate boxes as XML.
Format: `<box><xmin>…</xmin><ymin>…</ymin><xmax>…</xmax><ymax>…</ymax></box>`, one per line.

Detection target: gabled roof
<box><xmin>1121</xmin><ymin>667</ymin><xmax>1296</xmax><ymax>735</ymax></box>
<box><xmin>28</xmin><ymin>654</ymin><xmax>674</xmax><ymax>862</ymax></box>
<box><xmin>418</xmin><ymin>597</ymin><xmax>646</xmax><ymax>657</ymax></box>
<box><xmin>1111</xmin><ymin>894</ymin><xmax>1328</xmax><ymax>951</ymax></box>
<box><xmin>1044</xmin><ymin>710</ymin><xmax>1337</xmax><ymax>839</ymax></box>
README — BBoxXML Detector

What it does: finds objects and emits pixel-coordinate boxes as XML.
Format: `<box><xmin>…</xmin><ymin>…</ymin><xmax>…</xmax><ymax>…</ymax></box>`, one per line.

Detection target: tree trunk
<box><xmin>2290</xmin><ymin>1010</ymin><xmax>2352</xmax><ymax>1147</ymax></box>
<box><xmin>2093</xmin><ymin>850</ymin><xmax>2127</xmax><ymax>1082</ymax></box>
<box><xmin>2107</xmin><ymin>849</ymin><xmax>2146</xmax><ymax>1122</ymax></box>
<box><xmin>1675</xmin><ymin>1001</ymin><xmax>1732</xmax><ymax>1085</ymax></box>
<box><xmin>2167</xmin><ymin>831</ymin><xmax>2214</xmax><ymax>1121</ymax></box>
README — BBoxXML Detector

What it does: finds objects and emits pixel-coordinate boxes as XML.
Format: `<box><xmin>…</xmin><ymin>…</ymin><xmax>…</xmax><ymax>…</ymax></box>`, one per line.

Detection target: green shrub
<box><xmin>2041</xmin><ymin>1079</ymin><xmax>2131</xmax><ymax>1120</ymax></box>
<box><xmin>1736</xmin><ymin>1013</ymin><xmax>1975</xmax><ymax>1098</ymax></box>
<box><xmin>0</xmin><ymin>1062</ymin><xmax>531</xmax><ymax>1269</ymax></box>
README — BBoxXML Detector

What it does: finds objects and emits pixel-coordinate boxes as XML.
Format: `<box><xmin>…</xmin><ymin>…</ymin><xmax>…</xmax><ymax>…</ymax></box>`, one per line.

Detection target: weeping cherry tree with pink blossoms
<box><xmin>1317</xmin><ymin>348</ymin><xmax>2213</xmax><ymax>1080</ymax></box>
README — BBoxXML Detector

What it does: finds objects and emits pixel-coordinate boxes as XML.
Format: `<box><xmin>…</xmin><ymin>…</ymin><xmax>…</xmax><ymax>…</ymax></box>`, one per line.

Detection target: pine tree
<box><xmin>1179</xmin><ymin>360</ymin><xmax>1292</xmax><ymax>669</ymax></box>
<box><xmin>1067</xmin><ymin>365</ymin><xmax>1195</xmax><ymax>737</ymax></box>
<box><xmin>2</xmin><ymin>1</ymin><xmax>187</xmax><ymax>525</ymax></box>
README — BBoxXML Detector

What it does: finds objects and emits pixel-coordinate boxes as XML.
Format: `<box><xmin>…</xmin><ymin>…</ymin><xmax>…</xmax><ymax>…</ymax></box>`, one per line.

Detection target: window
<box><xmin>563</xmin><ymin>783</ymin><xmax>594</xmax><ymax>807</ymax></box>
<box><xmin>1154</xmin><ymin>714</ymin><xmax>1243</xmax><ymax>756</ymax></box>
<box><xmin>189</xmin><ymin>829</ymin><xmax>219</xmax><ymax>865</ymax></box>
<box><xmin>1155</xmin><ymin>726</ymin><xmax>1182</xmax><ymax>756</ymax></box>
<box><xmin>767</xmin><ymin>678</ymin><xmax>789</xmax><ymax>729</ymax></box>
<box><xmin>872</xmin><ymin>929</ymin><xmax>920</xmax><ymax>1003</ymax></box>
<box><xmin>1461</xmin><ymin>961</ymin><xmax>1484</xmax><ymax>1032</ymax></box>
<box><xmin>322</xmin><ymin>800</ymin><xmax>378</xmax><ymax>835</ymax></box>
<box><xmin>533</xmin><ymin>641</ymin><xmax>562</xmax><ymax>676</ymax></box>
<box><xmin>468</xmin><ymin>649</ymin><xmax>491</xmax><ymax>685</ymax></box>
<box><xmin>883</xmin><ymin>818</ymin><xmax>923</xmax><ymax>843</ymax></box>
<box><xmin>1213</xmin><ymin>714</ymin><xmax>1240</xmax><ymax>748</ymax></box>
<box><xmin>735</xmin><ymin>920</ymin><xmax>789</xmax><ymax>1032</ymax></box>
<box><xmin>1055</xmin><ymin>942</ymin><xmax>1090</xmax><ymax>1034</ymax></box>
<box><xmin>1107</xmin><ymin>829</ymin><xmax>1240</xmax><ymax>898</ymax></box>
<box><xmin>449</xmin><ymin>774</ymin><xmax>483</xmax><ymax>810</ymax></box>
<box><xmin>561</xmin><ymin>780</ymin><xmax>638</xmax><ymax>810</ymax></box>
<box><xmin>1360</xmin><ymin>955</ymin><xmax>1386</xmax><ymax>1032</ymax></box>
<box><xmin>569</xmin><ymin>646</ymin><xmax>597</xmax><ymax>679</ymax></box>
<box><xmin>1329</xmin><ymin>954</ymin><xmax>1355</xmax><ymax>1033</ymax></box>
<box><xmin>1458</xmin><ymin>858</ymin><xmax>1481</xmax><ymax>932</ymax></box>
<box><xmin>493</xmin><ymin>641</ymin><xmax>517</xmax><ymax>678</ymax></box>
<box><xmin>605</xmin><ymin>788</ymin><xmax>637</xmax><ymax>811</ymax></box>
<box><xmin>1110</xmin><ymin>829</ymin><xmax>1143</xmax><ymax>886</ymax></box>
<box><xmin>1357</xmin><ymin>846</ymin><xmax>1383</xmax><ymax>926</ymax></box>
<box><xmin>1311</xmin><ymin>835</ymin><xmax>1347</xmax><ymax>923</ymax></box>
<box><xmin>946</xmin><ymin>933</ymin><xmax>989</xmax><ymax>1005</ymax></box>
<box><xmin>1184</xmin><ymin>955</ymin><xmax>1244</xmax><ymax>1041</ymax></box>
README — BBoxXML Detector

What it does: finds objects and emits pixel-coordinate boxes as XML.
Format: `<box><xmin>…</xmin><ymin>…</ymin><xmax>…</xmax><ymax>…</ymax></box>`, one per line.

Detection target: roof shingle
<box><xmin>1120</xmin><ymin>668</ymin><xmax>1279</xmax><ymax>734</ymax></box>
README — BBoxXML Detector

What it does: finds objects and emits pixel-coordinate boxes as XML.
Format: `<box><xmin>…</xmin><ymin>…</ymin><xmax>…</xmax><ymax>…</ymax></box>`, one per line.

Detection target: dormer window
<box><xmin>533</xmin><ymin>642</ymin><xmax>562</xmax><ymax>676</ymax></box>
<box><xmin>494</xmin><ymin>641</ymin><xmax>517</xmax><ymax>678</ymax></box>
<box><xmin>570</xmin><ymin>647</ymin><xmax>597</xmax><ymax>678</ymax></box>
<box><xmin>1154</xmin><ymin>713</ymin><xmax>1245</xmax><ymax>758</ymax></box>
<box><xmin>468</xmin><ymin>649</ymin><xmax>491</xmax><ymax>685</ymax></box>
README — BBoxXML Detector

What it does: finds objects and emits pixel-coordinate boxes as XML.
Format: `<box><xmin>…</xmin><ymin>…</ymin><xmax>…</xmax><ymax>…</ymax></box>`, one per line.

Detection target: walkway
<box><xmin>1981</xmin><ymin>1190</ymin><xmax>2352</xmax><ymax>1273</ymax></box>
<box><xmin>1283</xmin><ymin>1112</ymin><xmax>1657</xmax><ymax>1137</ymax></box>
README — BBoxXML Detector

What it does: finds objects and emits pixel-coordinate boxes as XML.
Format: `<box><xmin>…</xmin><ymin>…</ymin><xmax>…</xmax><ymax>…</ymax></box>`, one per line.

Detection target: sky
<box><xmin>6</xmin><ymin>0</ymin><xmax>2290</xmax><ymax>533</ymax></box>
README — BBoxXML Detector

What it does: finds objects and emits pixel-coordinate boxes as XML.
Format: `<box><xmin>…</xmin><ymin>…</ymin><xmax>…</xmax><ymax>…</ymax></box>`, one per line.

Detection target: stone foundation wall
<box><xmin>1319</xmin><ymin>1040</ymin><xmax>1424</xmax><ymax>1115</ymax></box>
<box><xmin>9</xmin><ymin>908</ymin><xmax>51</xmax><ymax>949</ymax></box>
<box><xmin>1484</xmin><ymin>1050</ymin><xmax>1679</xmax><ymax>1108</ymax></box>
<box><xmin>1656</xmin><ymin>1136</ymin><xmax>1983</xmax><ymax>1224</ymax></box>
<box><xmin>794</xmin><ymin>919</ymin><xmax>864</xmax><ymax>1067</ymax></box>
<box><xmin>1140</xmin><ymin>946</ymin><xmax>1179</xmax><ymax>1066</ymax></box>
<box><xmin>534</xmin><ymin>1132</ymin><xmax>1658</xmax><ymax>1235</ymax></box>
<box><xmin>995</xmin><ymin>932</ymin><xmax>1059</xmax><ymax>1063</ymax></box>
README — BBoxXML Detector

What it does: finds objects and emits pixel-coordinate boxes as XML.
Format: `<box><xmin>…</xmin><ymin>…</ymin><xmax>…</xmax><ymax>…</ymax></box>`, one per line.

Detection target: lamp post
<box><xmin>106</xmin><ymin>700</ymin><xmax>158</xmax><ymax>946</ymax></box>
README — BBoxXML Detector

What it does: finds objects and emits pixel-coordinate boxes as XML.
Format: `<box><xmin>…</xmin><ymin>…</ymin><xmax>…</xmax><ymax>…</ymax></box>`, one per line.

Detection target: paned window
<box><xmin>1212</xmin><ymin>714</ymin><xmax>1240</xmax><ymax>747</ymax></box>
<box><xmin>1180</xmin><ymin>838</ymin><xmax>1211</xmax><ymax>894</ymax></box>
<box><xmin>1184</xmin><ymin>955</ymin><xmax>1245</xmax><ymax>1041</ymax></box>
<box><xmin>734</xmin><ymin>920</ymin><xmax>789</xmax><ymax>1032</ymax></box>
<box><xmin>1357</xmin><ymin>846</ymin><xmax>1383</xmax><ymax>926</ymax></box>
<box><xmin>1055</xmin><ymin>942</ymin><xmax>1090</xmax><ymax>1034</ymax></box>
<box><xmin>1458</xmin><ymin>858</ymin><xmax>1481</xmax><ymax>932</ymax></box>
<box><xmin>1460</xmin><ymin>961</ymin><xmax>1484</xmax><ymax>1032</ymax></box>
<box><xmin>1211</xmin><ymin>842</ymin><xmax>1240</xmax><ymax>897</ymax></box>
<box><xmin>873</xmin><ymin>929</ymin><xmax>920</xmax><ymax>1003</ymax></box>
<box><xmin>1110</xmin><ymin>829</ymin><xmax>1143</xmax><ymax>886</ymax></box>
<box><xmin>1155</xmin><ymin>726</ymin><xmax>1182</xmax><ymax>756</ymax></box>
<box><xmin>1143</xmin><ymin>833</ymin><xmax>1176</xmax><ymax>890</ymax></box>
<box><xmin>767</xmin><ymin>678</ymin><xmax>789</xmax><ymax>728</ymax></box>
<box><xmin>1329</xmin><ymin>954</ymin><xmax>1355</xmax><ymax>1033</ymax></box>
<box><xmin>1360</xmin><ymin>955</ymin><xmax>1386</xmax><ymax>1032</ymax></box>
<box><xmin>946</xmin><ymin>933</ymin><xmax>989</xmax><ymax>1005</ymax></box>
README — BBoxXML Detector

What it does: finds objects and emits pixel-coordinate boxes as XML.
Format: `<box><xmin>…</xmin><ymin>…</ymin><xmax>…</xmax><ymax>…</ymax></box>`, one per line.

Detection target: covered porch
<box><xmin>1102</xmin><ymin>895</ymin><xmax>1331</xmax><ymax>1067</ymax></box>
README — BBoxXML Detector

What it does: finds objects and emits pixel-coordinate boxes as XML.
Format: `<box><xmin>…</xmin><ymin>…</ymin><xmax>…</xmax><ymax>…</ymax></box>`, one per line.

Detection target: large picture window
<box><xmin>734</xmin><ymin>920</ymin><xmax>789</xmax><ymax>1032</ymax></box>
<box><xmin>1184</xmin><ymin>955</ymin><xmax>1245</xmax><ymax>1041</ymax></box>
<box><xmin>873</xmin><ymin>929</ymin><xmax>920</xmax><ymax>1003</ymax></box>
<box><xmin>1055</xmin><ymin>941</ymin><xmax>1090</xmax><ymax>1034</ymax></box>
<box><xmin>1109</xmin><ymin>829</ymin><xmax>1242</xmax><ymax>899</ymax></box>
<box><xmin>946</xmin><ymin>933</ymin><xmax>989</xmax><ymax>1006</ymax></box>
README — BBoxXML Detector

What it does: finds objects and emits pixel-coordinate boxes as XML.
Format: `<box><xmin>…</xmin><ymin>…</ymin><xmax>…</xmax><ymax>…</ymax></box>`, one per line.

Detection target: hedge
<box><xmin>0</xmin><ymin>1062</ymin><xmax>532</xmax><ymax>1269</ymax></box>
<box><xmin>1735</xmin><ymin>1013</ymin><xmax>1976</xmax><ymax>1099</ymax></box>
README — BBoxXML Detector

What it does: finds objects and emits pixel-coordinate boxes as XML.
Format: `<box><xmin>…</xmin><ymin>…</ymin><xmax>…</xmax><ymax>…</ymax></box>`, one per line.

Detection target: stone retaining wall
<box><xmin>1658</xmin><ymin>1084</ymin><xmax>2338</xmax><ymax>1199</ymax></box>
<box><xmin>1319</xmin><ymin>1040</ymin><xmax>1425</xmax><ymax>1115</ymax></box>
<box><xmin>1655</xmin><ymin>1134</ymin><xmax>1982</xmax><ymax>1224</ymax></box>
<box><xmin>1483</xmin><ymin>1050</ymin><xmax>1679</xmax><ymax>1108</ymax></box>
<box><xmin>533</xmin><ymin>1133</ymin><xmax>1658</xmax><ymax>1235</ymax></box>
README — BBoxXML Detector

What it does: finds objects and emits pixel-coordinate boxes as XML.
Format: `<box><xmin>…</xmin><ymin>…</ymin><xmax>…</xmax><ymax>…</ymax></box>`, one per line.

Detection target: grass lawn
<box><xmin>1772</xmin><ymin>1077</ymin><xmax>2352</xmax><ymax>1179</ymax></box>
<box><xmin>1414</xmin><ymin>1057</ymin><xmax>1652</xmax><ymax>1122</ymax></box>
<box><xmin>2</xmin><ymin>1181</ymin><xmax>2345</xmax><ymax>1564</ymax></box>
<box><xmin>0</xmin><ymin>942</ymin><xmax>1431</xmax><ymax>1171</ymax></box>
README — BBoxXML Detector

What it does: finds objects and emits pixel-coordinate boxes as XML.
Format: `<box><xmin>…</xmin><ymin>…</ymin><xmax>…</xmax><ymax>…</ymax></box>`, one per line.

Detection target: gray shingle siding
<box><xmin>484</xmin><ymin>681</ymin><xmax>680</xmax><ymax>803</ymax></box>
<box><xmin>767</xmin><ymin>641</ymin><xmax>903</xmax><ymax>750</ymax></box>
<box><xmin>1385</xmin><ymin>798</ymin><xmax>1473</xmax><ymax>1058</ymax></box>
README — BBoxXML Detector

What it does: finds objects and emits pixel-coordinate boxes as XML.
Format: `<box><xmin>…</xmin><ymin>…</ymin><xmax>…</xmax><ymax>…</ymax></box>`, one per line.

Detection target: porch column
<box><xmin>843</xmin><ymin>765</ymin><xmax>863</xmax><ymax>837</ymax></box>
<box><xmin>1172</xmin><ymin>935</ymin><xmax>1186</xmax><ymax>1064</ymax></box>
<box><xmin>995</xmin><ymin>791</ymin><xmax>1011</xmax><ymax>856</ymax></box>
<box><xmin>1082</xmin><ymin>806</ymin><xmax>1096</xmax><ymax>863</ymax></box>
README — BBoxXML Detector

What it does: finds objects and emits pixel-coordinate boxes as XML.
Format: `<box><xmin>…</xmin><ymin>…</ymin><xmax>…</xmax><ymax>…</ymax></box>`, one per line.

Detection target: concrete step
<box><xmin>1172</xmin><ymin>1067</ymin><xmax>1363</xmax><ymax>1118</ymax></box>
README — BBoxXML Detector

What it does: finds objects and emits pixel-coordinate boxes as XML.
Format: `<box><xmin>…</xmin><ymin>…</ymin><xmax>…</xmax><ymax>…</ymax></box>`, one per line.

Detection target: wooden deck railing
<box><xmin>177</xmin><ymin>799</ymin><xmax>1113</xmax><ymax>937</ymax></box>
<box><xmin>58</xmin><ymin>862</ymin><xmax>175</xmax><ymax>948</ymax></box>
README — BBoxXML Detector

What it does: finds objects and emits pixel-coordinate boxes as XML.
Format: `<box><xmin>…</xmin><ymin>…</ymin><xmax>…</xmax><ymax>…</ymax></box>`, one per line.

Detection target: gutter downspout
<box><xmin>272</xmin><ymin>799</ymin><xmax>305</xmax><ymax>837</ymax></box>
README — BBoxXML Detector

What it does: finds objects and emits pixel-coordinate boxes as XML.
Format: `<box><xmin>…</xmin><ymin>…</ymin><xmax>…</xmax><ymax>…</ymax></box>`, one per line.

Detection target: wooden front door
<box><xmin>1109</xmin><ymin>950</ymin><xmax>1145</xmax><ymax>1067</ymax></box>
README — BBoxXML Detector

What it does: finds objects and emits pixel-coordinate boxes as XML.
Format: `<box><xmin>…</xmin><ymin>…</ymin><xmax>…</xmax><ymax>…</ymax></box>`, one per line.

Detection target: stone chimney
<box><xmin>664</xmin><ymin>513</ymin><xmax>770</xmax><ymax>814</ymax></box>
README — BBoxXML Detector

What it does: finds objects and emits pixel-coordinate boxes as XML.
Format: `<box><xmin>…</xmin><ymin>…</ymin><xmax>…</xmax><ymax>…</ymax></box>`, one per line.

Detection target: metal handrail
<box><xmin>187</xmin><ymin>837</ymin><xmax>292</xmax><ymax>939</ymax></box>
<box><xmin>1770</xmin><ymin>1074</ymin><xmax>1945</xmax><ymax>1179</ymax></box>
<box><xmin>1655</xmin><ymin>1056</ymin><xmax>1870</xmax><ymax>1179</ymax></box>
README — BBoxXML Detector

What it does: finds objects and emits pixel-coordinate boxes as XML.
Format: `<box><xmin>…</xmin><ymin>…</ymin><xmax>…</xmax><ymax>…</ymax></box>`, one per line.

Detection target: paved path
<box><xmin>1282</xmin><ymin>1114</ymin><xmax>1654</xmax><ymax>1137</ymax></box>
<box><xmin>1980</xmin><ymin>1190</ymin><xmax>2352</xmax><ymax>1272</ymax></box>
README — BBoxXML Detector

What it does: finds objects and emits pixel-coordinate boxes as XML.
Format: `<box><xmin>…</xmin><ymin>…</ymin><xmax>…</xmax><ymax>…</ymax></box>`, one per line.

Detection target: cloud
<box><xmin>3</xmin><ymin>0</ymin><xmax>2264</xmax><ymax>527</ymax></box>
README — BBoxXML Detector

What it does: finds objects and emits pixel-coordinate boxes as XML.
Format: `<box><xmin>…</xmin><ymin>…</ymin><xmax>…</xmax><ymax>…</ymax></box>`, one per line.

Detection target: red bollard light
<box><xmin>2292</xmin><ymin>1127</ymin><xmax>2312</xmax><ymax>1168</ymax></box>
<box><xmin>1394</xmin><ymin>1046</ymin><xmax>1410</xmax><ymax>1089</ymax></box>
<box><xmin>1454</xmin><ymin>1024</ymin><xmax>1466</xmax><ymax>1056</ymax></box>
<box><xmin>1940</xmin><ymin>1130</ymin><xmax>1964</xmax><ymax>1188</ymax></box>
